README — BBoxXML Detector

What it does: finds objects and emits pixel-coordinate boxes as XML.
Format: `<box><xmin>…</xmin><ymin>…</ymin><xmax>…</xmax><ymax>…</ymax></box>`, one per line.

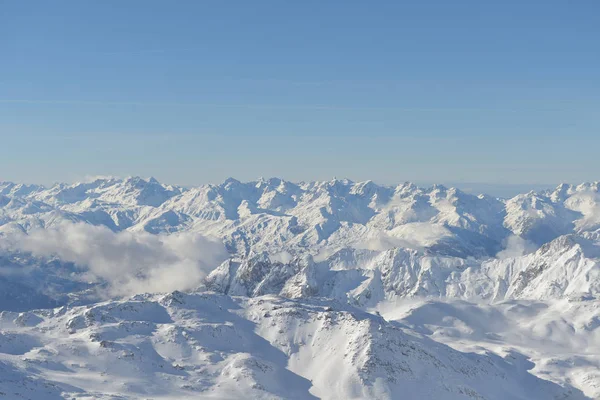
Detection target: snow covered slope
<box><xmin>378</xmin><ymin>297</ymin><xmax>600</xmax><ymax>399</ymax></box>
<box><xmin>0</xmin><ymin>292</ymin><xmax>588</xmax><ymax>399</ymax></box>
<box><xmin>205</xmin><ymin>233</ymin><xmax>600</xmax><ymax>306</ymax></box>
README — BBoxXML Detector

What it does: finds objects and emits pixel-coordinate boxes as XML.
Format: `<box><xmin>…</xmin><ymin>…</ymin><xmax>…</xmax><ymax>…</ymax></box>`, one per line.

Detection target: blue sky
<box><xmin>1</xmin><ymin>0</ymin><xmax>599</xmax><ymax>192</ymax></box>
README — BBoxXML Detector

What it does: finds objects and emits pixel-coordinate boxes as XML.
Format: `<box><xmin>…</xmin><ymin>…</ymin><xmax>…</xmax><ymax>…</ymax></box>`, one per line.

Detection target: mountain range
<box><xmin>1</xmin><ymin>176</ymin><xmax>599</xmax><ymax>255</ymax></box>
<box><xmin>1</xmin><ymin>177</ymin><xmax>599</xmax><ymax>399</ymax></box>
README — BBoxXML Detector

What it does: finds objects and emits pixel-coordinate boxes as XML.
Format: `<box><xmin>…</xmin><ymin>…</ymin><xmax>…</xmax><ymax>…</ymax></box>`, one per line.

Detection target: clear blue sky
<box><xmin>1</xmin><ymin>0</ymin><xmax>599</xmax><ymax>190</ymax></box>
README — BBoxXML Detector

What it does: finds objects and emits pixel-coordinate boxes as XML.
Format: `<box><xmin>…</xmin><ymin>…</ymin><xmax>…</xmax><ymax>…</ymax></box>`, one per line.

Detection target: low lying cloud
<box><xmin>7</xmin><ymin>222</ymin><xmax>227</xmax><ymax>297</ymax></box>
<box><xmin>565</xmin><ymin>191</ymin><xmax>600</xmax><ymax>231</ymax></box>
<box><xmin>268</xmin><ymin>251</ymin><xmax>294</xmax><ymax>264</ymax></box>
<box><xmin>358</xmin><ymin>222</ymin><xmax>452</xmax><ymax>252</ymax></box>
<box><xmin>496</xmin><ymin>235</ymin><xmax>536</xmax><ymax>259</ymax></box>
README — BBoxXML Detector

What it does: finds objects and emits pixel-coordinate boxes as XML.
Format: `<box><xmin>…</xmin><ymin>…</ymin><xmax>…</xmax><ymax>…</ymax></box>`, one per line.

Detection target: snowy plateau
<box><xmin>0</xmin><ymin>176</ymin><xmax>599</xmax><ymax>399</ymax></box>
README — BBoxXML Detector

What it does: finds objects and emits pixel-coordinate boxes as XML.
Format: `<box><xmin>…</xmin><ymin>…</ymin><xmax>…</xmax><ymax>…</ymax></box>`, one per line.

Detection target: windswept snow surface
<box><xmin>1</xmin><ymin>177</ymin><xmax>600</xmax><ymax>398</ymax></box>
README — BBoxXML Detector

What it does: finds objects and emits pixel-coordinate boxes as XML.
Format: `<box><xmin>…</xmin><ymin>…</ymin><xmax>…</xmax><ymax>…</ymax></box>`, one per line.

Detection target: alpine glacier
<box><xmin>1</xmin><ymin>177</ymin><xmax>599</xmax><ymax>399</ymax></box>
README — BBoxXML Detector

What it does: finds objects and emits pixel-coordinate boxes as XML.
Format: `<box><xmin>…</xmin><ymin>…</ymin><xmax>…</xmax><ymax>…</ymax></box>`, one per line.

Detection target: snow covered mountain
<box><xmin>1</xmin><ymin>176</ymin><xmax>600</xmax><ymax>257</ymax></box>
<box><xmin>1</xmin><ymin>177</ymin><xmax>600</xmax><ymax>398</ymax></box>
<box><xmin>205</xmin><ymin>233</ymin><xmax>600</xmax><ymax>305</ymax></box>
<box><xmin>0</xmin><ymin>292</ymin><xmax>588</xmax><ymax>399</ymax></box>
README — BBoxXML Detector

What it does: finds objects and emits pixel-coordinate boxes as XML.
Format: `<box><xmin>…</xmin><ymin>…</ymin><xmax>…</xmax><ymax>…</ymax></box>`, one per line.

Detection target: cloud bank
<box><xmin>7</xmin><ymin>223</ymin><xmax>227</xmax><ymax>297</ymax></box>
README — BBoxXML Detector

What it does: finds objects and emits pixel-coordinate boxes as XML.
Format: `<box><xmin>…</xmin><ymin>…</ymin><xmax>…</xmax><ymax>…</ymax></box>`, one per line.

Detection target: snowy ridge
<box><xmin>205</xmin><ymin>233</ymin><xmax>600</xmax><ymax>304</ymax></box>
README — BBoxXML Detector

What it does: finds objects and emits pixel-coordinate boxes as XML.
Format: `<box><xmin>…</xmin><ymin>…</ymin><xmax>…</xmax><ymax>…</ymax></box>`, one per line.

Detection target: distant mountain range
<box><xmin>2</xmin><ymin>176</ymin><xmax>600</xmax><ymax>256</ymax></box>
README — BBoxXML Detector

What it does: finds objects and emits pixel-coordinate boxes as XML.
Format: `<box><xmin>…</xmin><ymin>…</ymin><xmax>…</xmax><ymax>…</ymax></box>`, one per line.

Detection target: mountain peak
<box><xmin>223</xmin><ymin>177</ymin><xmax>241</xmax><ymax>185</ymax></box>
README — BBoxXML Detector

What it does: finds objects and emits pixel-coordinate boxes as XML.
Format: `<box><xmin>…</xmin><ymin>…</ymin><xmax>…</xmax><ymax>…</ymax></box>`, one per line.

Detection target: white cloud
<box><xmin>358</xmin><ymin>222</ymin><xmax>452</xmax><ymax>252</ymax></box>
<box><xmin>565</xmin><ymin>191</ymin><xmax>600</xmax><ymax>231</ymax></box>
<box><xmin>8</xmin><ymin>222</ymin><xmax>227</xmax><ymax>297</ymax></box>
<box><xmin>269</xmin><ymin>251</ymin><xmax>294</xmax><ymax>264</ymax></box>
<box><xmin>496</xmin><ymin>235</ymin><xmax>536</xmax><ymax>259</ymax></box>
